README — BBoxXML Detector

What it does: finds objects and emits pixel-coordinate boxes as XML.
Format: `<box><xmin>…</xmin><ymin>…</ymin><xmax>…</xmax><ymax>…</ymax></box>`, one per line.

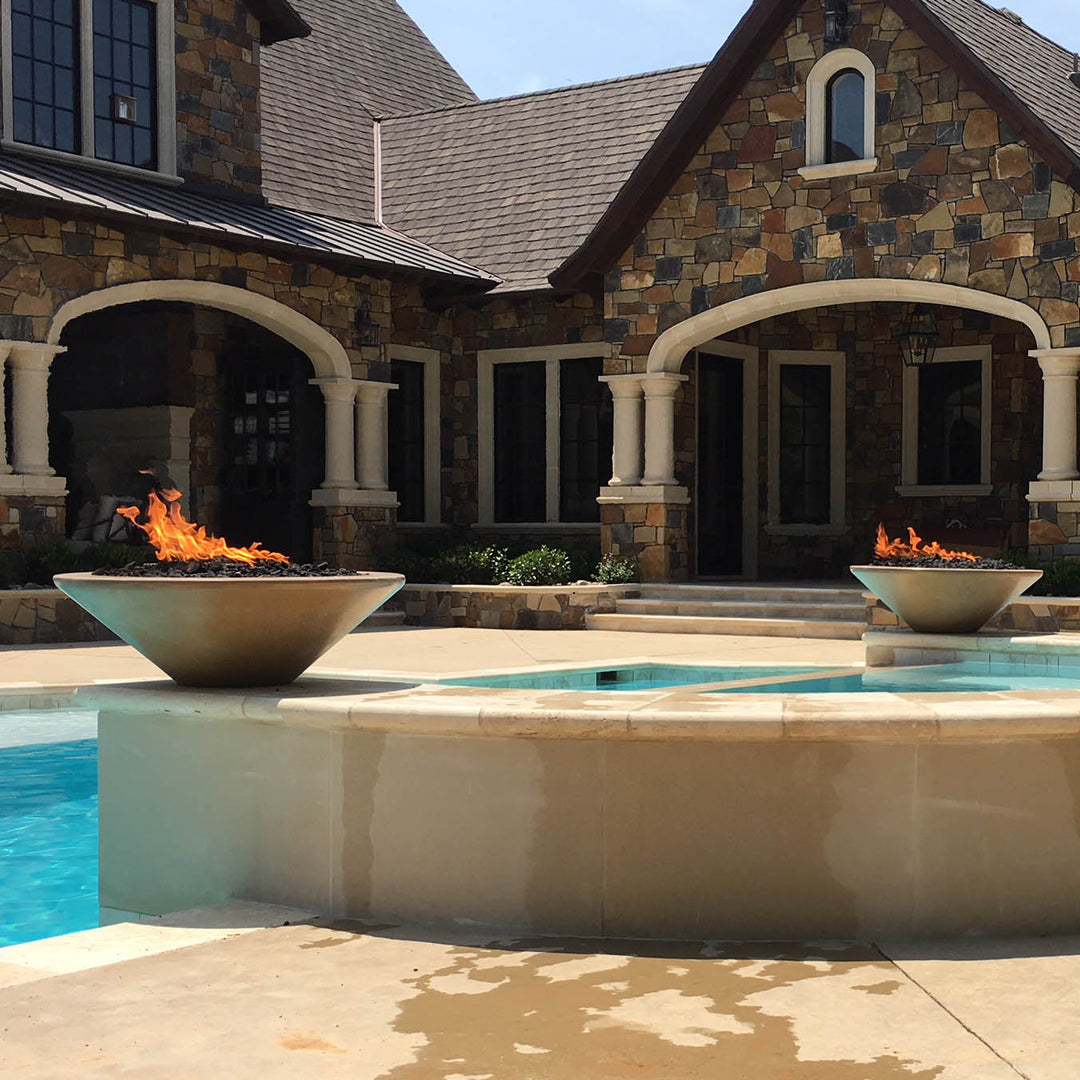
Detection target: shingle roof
<box><xmin>380</xmin><ymin>65</ymin><xmax>705</xmax><ymax>292</ymax></box>
<box><xmin>921</xmin><ymin>0</ymin><xmax>1080</xmax><ymax>159</ymax></box>
<box><xmin>260</xmin><ymin>0</ymin><xmax>476</xmax><ymax>223</ymax></box>
<box><xmin>0</xmin><ymin>153</ymin><xmax>497</xmax><ymax>285</ymax></box>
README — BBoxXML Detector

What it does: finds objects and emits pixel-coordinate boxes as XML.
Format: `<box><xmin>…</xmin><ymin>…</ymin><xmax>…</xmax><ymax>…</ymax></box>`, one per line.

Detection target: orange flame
<box><xmin>117</xmin><ymin>488</ymin><xmax>291</xmax><ymax>565</ymax></box>
<box><xmin>874</xmin><ymin>523</ymin><xmax>978</xmax><ymax>563</ymax></box>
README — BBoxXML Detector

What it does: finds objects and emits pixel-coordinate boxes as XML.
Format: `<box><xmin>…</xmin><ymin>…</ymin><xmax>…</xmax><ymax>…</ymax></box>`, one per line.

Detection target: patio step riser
<box><xmin>585</xmin><ymin>613</ymin><xmax>867</xmax><ymax>639</ymax></box>
<box><xmin>616</xmin><ymin>599</ymin><xmax>866</xmax><ymax>621</ymax></box>
<box><xmin>637</xmin><ymin>586</ymin><xmax>865</xmax><ymax>604</ymax></box>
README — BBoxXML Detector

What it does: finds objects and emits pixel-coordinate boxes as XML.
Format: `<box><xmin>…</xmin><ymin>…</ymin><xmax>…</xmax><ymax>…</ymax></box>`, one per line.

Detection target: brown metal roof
<box><xmin>0</xmin><ymin>153</ymin><xmax>498</xmax><ymax>285</ymax></box>
<box><xmin>260</xmin><ymin>0</ymin><xmax>476</xmax><ymax>223</ymax></box>
<box><xmin>380</xmin><ymin>66</ymin><xmax>705</xmax><ymax>293</ymax></box>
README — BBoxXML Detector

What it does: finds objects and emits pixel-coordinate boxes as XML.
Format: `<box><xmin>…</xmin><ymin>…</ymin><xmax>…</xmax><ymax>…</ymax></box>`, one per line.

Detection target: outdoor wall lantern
<box><xmin>355</xmin><ymin>295</ymin><xmax>381</xmax><ymax>347</ymax></box>
<box><xmin>899</xmin><ymin>304</ymin><xmax>940</xmax><ymax>367</ymax></box>
<box><xmin>825</xmin><ymin>0</ymin><xmax>850</xmax><ymax>46</ymax></box>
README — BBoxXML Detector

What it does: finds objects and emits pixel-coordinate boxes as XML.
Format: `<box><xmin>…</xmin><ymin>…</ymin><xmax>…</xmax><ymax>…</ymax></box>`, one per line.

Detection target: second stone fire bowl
<box><xmin>850</xmin><ymin>564</ymin><xmax>1044</xmax><ymax>634</ymax></box>
<box><xmin>53</xmin><ymin>571</ymin><xmax>405</xmax><ymax>687</ymax></box>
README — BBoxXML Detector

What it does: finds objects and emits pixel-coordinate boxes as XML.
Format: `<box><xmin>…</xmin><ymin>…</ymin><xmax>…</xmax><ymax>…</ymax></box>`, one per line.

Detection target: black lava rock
<box><xmin>93</xmin><ymin>559</ymin><xmax>363</xmax><ymax>578</ymax></box>
<box><xmin>872</xmin><ymin>556</ymin><xmax>1021</xmax><ymax>570</ymax></box>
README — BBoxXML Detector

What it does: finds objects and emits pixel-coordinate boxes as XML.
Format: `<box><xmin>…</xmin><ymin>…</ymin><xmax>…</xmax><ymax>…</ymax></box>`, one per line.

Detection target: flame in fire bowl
<box><xmin>53</xmin><ymin>485</ymin><xmax>403</xmax><ymax>687</ymax></box>
<box><xmin>851</xmin><ymin>525</ymin><xmax>1042</xmax><ymax>634</ymax></box>
<box><xmin>53</xmin><ymin>572</ymin><xmax>405</xmax><ymax>687</ymax></box>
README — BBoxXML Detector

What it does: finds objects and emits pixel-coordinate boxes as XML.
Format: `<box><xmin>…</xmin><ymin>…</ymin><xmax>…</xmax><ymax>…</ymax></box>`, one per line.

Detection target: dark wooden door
<box><xmin>222</xmin><ymin>339</ymin><xmax>323</xmax><ymax>562</ymax></box>
<box><xmin>697</xmin><ymin>353</ymin><xmax>744</xmax><ymax>577</ymax></box>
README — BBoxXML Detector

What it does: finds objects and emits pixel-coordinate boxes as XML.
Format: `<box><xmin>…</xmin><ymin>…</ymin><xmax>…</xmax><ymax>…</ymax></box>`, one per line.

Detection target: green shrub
<box><xmin>594</xmin><ymin>552</ymin><xmax>637</xmax><ymax>584</ymax></box>
<box><xmin>0</xmin><ymin>540</ymin><xmax>151</xmax><ymax>588</ymax></box>
<box><xmin>998</xmin><ymin>549</ymin><xmax>1080</xmax><ymax>597</ymax></box>
<box><xmin>434</xmin><ymin>543</ymin><xmax>511</xmax><ymax>585</ymax></box>
<box><xmin>380</xmin><ymin>547</ymin><xmax>438</xmax><ymax>583</ymax></box>
<box><xmin>506</xmin><ymin>545</ymin><xmax>572</xmax><ymax>587</ymax></box>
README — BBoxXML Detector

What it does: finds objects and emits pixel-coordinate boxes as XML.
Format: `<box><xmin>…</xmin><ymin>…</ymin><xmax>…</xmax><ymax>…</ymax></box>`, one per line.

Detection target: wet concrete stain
<box><xmin>379</xmin><ymin>939</ymin><xmax>948</xmax><ymax>1079</ymax></box>
<box><xmin>278</xmin><ymin>1032</ymin><xmax>348</xmax><ymax>1054</ymax></box>
<box><xmin>854</xmin><ymin>980</ymin><xmax>904</xmax><ymax>995</ymax></box>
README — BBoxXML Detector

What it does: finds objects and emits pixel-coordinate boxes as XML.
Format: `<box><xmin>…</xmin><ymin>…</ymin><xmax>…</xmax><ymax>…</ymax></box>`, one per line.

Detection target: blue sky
<box><xmin>399</xmin><ymin>0</ymin><xmax>1080</xmax><ymax>100</ymax></box>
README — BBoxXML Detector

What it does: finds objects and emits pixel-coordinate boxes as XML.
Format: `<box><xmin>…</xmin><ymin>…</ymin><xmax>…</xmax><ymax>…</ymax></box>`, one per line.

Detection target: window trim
<box><xmin>898</xmin><ymin>344</ymin><xmax>992</xmax><ymax>496</ymax></box>
<box><xmin>801</xmin><ymin>47</ymin><xmax>877</xmax><ymax>180</ymax></box>
<box><xmin>1</xmin><ymin>0</ymin><xmax>177</xmax><ymax>178</ymax></box>
<box><xmin>767</xmin><ymin>349</ymin><xmax>846</xmax><ymax>533</ymax></box>
<box><xmin>388</xmin><ymin>345</ymin><xmax>441</xmax><ymax>526</ymax></box>
<box><xmin>477</xmin><ymin>343</ymin><xmax>610</xmax><ymax>526</ymax></box>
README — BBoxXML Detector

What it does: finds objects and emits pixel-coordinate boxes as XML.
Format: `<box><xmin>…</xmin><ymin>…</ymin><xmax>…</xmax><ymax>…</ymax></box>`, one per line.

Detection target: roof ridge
<box><xmin>377</xmin><ymin>62</ymin><xmax>709</xmax><ymax>121</ymax></box>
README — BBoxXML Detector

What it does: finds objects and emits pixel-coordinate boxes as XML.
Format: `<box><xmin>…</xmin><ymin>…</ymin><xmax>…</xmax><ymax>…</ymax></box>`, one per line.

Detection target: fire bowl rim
<box><xmin>848</xmin><ymin>564</ymin><xmax>1042</xmax><ymax>573</ymax></box>
<box><xmin>54</xmin><ymin>571</ymin><xmax>403</xmax><ymax>583</ymax></box>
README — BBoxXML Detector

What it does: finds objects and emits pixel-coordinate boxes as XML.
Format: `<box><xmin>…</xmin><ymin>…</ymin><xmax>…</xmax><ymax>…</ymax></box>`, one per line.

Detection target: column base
<box><xmin>310</xmin><ymin>488</ymin><xmax>399</xmax><ymax>509</ymax></box>
<box><xmin>598</xmin><ymin>485</ymin><xmax>690</xmax><ymax>505</ymax></box>
<box><xmin>0</xmin><ymin>474</ymin><xmax>67</xmax><ymax>496</ymax></box>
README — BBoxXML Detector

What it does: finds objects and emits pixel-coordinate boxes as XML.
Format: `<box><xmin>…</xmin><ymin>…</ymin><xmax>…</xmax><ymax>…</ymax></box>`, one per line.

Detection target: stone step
<box><xmin>585</xmin><ymin>612</ymin><xmax>866</xmax><ymax>640</ymax></box>
<box><xmin>615</xmin><ymin>599</ymin><xmax>866</xmax><ymax>621</ymax></box>
<box><xmin>638</xmin><ymin>584</ymin><xmax>865</xmax><ymax>605</ymax></box>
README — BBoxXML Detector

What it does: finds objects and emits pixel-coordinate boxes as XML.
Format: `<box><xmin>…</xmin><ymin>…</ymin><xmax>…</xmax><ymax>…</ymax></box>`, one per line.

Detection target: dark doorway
<box><xmin>221</xmin><ymin>329</ymin><xmax>324</xmax><ymax>562</ymax></box>
<box><xmin>697</xmin><ymin>352</ymin><xmax>744</xmax><ymax>577</ymax></box>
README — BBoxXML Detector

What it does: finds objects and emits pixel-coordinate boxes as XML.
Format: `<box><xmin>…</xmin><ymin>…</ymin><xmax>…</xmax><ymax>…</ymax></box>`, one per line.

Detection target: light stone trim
<box><xmin>899</xmin><ymin>345</ymin><xmax>992</xmax><ymax>491</ymax></box>
<box><xmin>1031</xmin><ymin>349</ymin><xmax>1080</xmax><ymax>482</ymax></box>
<box><xmin>641</xmin><ymin>373</ymin><xmax>688</xmax><ymax>486</ymax></box>
<box><xmin>310</xmin><ymin>378</ymin><xmax>360</xmax><ymax>491</ymax></box>
<box><xmin>767</xmin><ymin>350</ymin><xmax>846</xmax><ymax>531</ymax></box>
<box><xmin>355</xmin><ymin>379</ymin><xmax>398</xmax><ymax>493</ymax></box>
<box><xmin>596</xmin><ymin>484</ymin><xmax>690</xmax><ymax>505</ymax></box>
<box><xmin>598</xmin><ymin>374</ymin><xmax>643</xmax><ymax>486</ymax></box>
<box><xmin>477</xmin><ymin>343</ymin><xmax>610</xmax><ymax>526</ymax></box>
<box><xmin>9</xmin><ymin>343</ymin><xmax>65</xmax><ymax>478</ymax></box>
<box><xmin>798</xmin><ymin>157</ymin><xmax>879</xmax><ymax>181</ymax></box>
<box><xmin>647</xmin><ymin>280</ymin><xmax>1053</xmax><ymax>375</ymax></box>
<box><xmin>696</xmin><ymin>340</ymin><xmax>759</xmax><ymax>580</ymax></box>
<box><xmin>1</xmin><ymin>0</ymin><xmax>177</xmax><ymax>177</ymax></box>
<box><xmin>388</xmin><ymin>345</ymin><xmax>441</xmax><ymax>524</ymax></box>
<box><xmin>804</xmin><ymin>47</ymin><xmax>877</xmax><ymax>170</ymax></box>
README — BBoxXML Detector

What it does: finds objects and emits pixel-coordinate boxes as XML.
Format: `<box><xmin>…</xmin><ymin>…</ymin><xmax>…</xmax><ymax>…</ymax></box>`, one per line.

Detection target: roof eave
<box><xmin>246</xmin><ymin>0</ymin><xmax>312</xmax><ymax>45</ymax></box>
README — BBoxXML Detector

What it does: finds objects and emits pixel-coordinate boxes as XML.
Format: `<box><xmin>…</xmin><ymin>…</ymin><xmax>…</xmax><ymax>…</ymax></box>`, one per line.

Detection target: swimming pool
<box><xmin>0</xmin><ymin>709</ymin><xmax>99</xmax><ymax>948</ymax></box>
<box><xmin>440</xmin><ymin>664</ymin><xmax>821</xmax><ymax>691</ymax></box>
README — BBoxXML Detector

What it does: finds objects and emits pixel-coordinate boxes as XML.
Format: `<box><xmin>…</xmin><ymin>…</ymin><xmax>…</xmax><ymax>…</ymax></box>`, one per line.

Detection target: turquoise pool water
<box><xmin>0</xmin><ymin>710</ymin><xmax>99</xmax><ymax>948</ymax></box>
<box><xmin>442</xmin><ymin>661</ymin><xmax>1080</xmax><ymax>694</ymax></box>
<box><xmin>441</xmin><ymin>664</ymin><xmax>821</xmax><ymax>692</ymax></box>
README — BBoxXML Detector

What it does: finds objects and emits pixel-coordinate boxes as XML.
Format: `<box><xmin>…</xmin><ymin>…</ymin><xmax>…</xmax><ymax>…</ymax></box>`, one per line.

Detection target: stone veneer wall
<box><xmin>600</xmin><ymin>502</ymin><xmax>689</xmax><ymax>582</ymax></box>
<box><xmin>865</xmin><ymin>593</ymin><xmax>1080</xmax><ymax>635</ymax></box>
<box><xmin>313</xmin><ymin>505</ymin><xmax>397</xmax><ymax>570</ymax></box>
<box><xmin>175</xmin><ymin>0</ymin><xmax>263</xmax><ymax>196</ymax></box>
<box><xmin>385</xmin><ymin>583</ymin><xmax>637</xmax><ymax>630</ymax></box>
<box><xmin>0</xmin><ymin>589</ymin><xmax>115</xmax><ymax>645</ymax></box>
<box><xmin>0</xmin><ymin>496</ymin><xmax>65</xmax><ymax>549</ymax></box>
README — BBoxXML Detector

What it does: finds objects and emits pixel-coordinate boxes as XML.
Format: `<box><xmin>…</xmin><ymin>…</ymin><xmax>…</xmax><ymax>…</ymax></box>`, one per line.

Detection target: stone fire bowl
<box><xmin>849</xmin><ymin>564</ymin><xmax>1043</xmax><ymax>634</ymax></box>
<box><xmin>53</xmin><ymin>571</ymin><xmax>405</xmax><ymax>687</ymax></box>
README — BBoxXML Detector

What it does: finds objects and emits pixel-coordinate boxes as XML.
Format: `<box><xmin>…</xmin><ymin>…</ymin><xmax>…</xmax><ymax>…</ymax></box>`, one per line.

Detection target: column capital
<box><xmin>355</xmin><ymin>379</ymin><xmax>399</xmax><ymax>404</ymax></box>
<box><xmin>641</xmin><ymin>372</ymin><xmax>689</xmax><ymax>398</ymax></box>
<box><xmin>598</xmin><ymin>374</ymin><xmax>644</xmax><ymax>397</ymax></box>
<box><xmin>310</xmin><ymin>377</ymin><xmax>360</xmax><ymax>405</ymax></box>
<box><xmin>7</xmin><ymin>342</ymin><xmax>65</xmax><ymax>370</ymax></box>
<box><xmin>1030</xmin><ymin>349</ymin><xmax>1080</xmax><ymax>377</ymax></box>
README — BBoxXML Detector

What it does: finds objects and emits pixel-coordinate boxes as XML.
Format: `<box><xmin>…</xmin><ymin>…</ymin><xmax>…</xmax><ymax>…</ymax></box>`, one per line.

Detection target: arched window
<box><xmin>825</xmin><ymin>69</ymin><xmax>865</xmax><ymax>163</ymax></box>
<box><xmin>803</xmin><ymin>48</ymin><xmax>877</xmax><ymax>178</ymax></box>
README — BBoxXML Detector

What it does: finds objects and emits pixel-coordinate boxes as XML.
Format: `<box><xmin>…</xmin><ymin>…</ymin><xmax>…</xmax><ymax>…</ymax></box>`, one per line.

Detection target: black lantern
<box><xmin>354</xmin><ymin>294</ymin><xmax>381</xmax><ymax>347</ymax></box>
<box><xmin>899</xmin><ymin>304</ymin><xmax>940</xmax><ymax>367</ymax></box>
<box><xmin>825</xmin><ymin>0</ymin><xmax>850</xmax><ymax>46</ymax></box>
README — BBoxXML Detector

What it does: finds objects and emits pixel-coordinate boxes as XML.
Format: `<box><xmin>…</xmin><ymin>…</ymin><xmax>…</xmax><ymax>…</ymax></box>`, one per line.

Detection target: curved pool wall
<box><xmin>80</xmin><ymin>631</ymin><xmax>1080</xmax><ymax>942</ymax></box>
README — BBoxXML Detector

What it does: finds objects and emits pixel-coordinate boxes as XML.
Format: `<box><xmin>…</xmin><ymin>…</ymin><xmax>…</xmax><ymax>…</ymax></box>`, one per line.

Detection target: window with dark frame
<box><xmin>493</xmin><ymin>361</ymin><xmax>546</xmax><ymax>523</ymax></box>
<box><xmin>778</xmin><ymin>364</ymin><xmax>831</xmax><ymax>525</ymax></box>
<box><xmin>12</xmin><ymin>0</ymin><xmax>80</xmax><ymax>153</ymax></box>
<box><xmin>92</xmin><ymin>0</ymin><xmax>156</xmax><ymax>168</ymax></box>
<box><xmin>917</xmin><ymin>360</ymin><xmax>982</xmax><ymax>485</ymax></box>
<box><xmin>230</xmin><ymin>370</ymin><xmax>293</xmax><ymax>499</ymax></box>
<box><xmin>388</xmin><ymin>359</ymin><xmax>426</xmax><ymax>524</ymax></box>
<box><xmin>825</xmin><ymin>68</ymin><xmax>864</xmax><ymax>163</ymax></box>
<box><xmin>558</xmin><ymin>356</ymin><xmax>612</xmax><ymax>523</ymax></box>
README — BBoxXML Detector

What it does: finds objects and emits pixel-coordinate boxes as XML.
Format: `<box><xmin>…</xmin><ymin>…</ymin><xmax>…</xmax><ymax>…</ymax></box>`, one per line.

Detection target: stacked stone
<box><xmin>175</xmin><ymin>0</ymin><xmax>263</xmax><ymax>195</ymax></box>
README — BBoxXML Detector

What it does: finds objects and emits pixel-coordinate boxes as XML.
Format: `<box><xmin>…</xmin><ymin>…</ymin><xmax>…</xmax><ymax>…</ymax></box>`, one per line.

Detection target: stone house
<box><xmin>2</xmin><ymin>0</ymin><xmax>1080</xmax><ymax>580</ymax></box>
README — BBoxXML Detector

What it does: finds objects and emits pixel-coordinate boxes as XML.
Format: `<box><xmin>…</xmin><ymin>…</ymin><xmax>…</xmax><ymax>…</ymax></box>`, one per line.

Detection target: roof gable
<box><xmin>550</xmin><ymin>0</ymin><xmax>1080</xmax><ymax>289</ymax></box>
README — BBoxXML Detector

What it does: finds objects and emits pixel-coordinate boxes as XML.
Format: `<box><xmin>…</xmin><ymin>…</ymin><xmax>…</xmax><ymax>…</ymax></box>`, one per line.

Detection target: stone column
<box><xmin>1032</xmin><ymin>350</ymin><xmax>1080</xmax><ymax>481</ymax></box>
<box><xmin>0</xmin><ymin>343</ymin><xmax>13</xmax><ymax>474</ymax></box>
<box><xmin>10</xmin><ymin>343</ymin><xmax>65</xmax><ymax>476</ymax></box>
<box><xmin>641</xmin><ymin>373</ymin><xmax>688</xmax><ymax>487</ymax></box>
<box><xmin>310</xmin><ymin>378</ymin><xmax>360</xmax><ymax>490</ymax></box>
<box><xmin>599</xmin><ymin>374</ymin><xmax>643</xmax><ymax>486</ymax></box>
<box><xmin>355</xmin><ymin>380</ymin><xmax>396</xmax><ymax>491</ymax></box>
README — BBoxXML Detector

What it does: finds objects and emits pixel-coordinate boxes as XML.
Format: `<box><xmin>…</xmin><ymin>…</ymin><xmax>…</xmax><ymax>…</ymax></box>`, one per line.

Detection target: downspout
<box><xmin>373</xmin><ymin>119</ymin><xmax>384</xmax><ymax>225</ymax></box>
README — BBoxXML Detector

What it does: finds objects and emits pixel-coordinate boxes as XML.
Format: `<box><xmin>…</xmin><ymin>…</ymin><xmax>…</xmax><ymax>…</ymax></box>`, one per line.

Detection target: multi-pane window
<box><xmin>11</xmin><ymin>0</ymin><xmax>79</xmax><ymax>153</ymax></box>
<box><xmin>917</xmin><ymin>360</ymin><xmax>982</xmax><ymax>485</ymax></box>
<box><xmin>493</xmin><ymin>361</ymin><xmax>546</xmax><ymax>523</ymax></box>
<box><xmin>230</xmin><ymin>372</ymin><xmax>293</xmax><ymax>498</ymax></box>
<box><xmin>825</xmin><ymin>69</ymin><xmax>864</xmax><ymax>163</ymax></box>
<box><xmin>486</xmin><ymin>351</ymin><xmax>612</xmax><ymax>524</ymax></box>
<box><xmin>558</xmin><ymin>356</ymin><xmax>611</xmax><ymax>523</ymax></box>
<box><xmin>6</xmin><ymin>0</ymin><xmax>166</xmax><ymax>171</ymax></box>
<box><xmin>93</xmin><ymin>0</ymin><xmax>155</xmax><ymax>168</ymax></box>
<box><xmin>388</xmin><ymin>358</ymin><xmax>426</xmax><ymax>523</ymax></box>
<box><xmin>778</xmin><ymin>364</ymin><xmax>831</xmax><ymax>524</ymax></box>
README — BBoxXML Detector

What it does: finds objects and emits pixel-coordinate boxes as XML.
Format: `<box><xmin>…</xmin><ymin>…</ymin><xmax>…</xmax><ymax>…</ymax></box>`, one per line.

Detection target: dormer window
<box><xmin>825</xmin><ymin>69</ymin><xmax>864</xmax><ymax>163</ymax></box>
<box><xmin>2</xmin><ymin>0</ymin><xmax>175</xmax><ymax>176</ymax></box>
<box><xmin>801</xmin><ymin>47</ymin><xmax>877</xmax><ymax>180</ymax></box>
